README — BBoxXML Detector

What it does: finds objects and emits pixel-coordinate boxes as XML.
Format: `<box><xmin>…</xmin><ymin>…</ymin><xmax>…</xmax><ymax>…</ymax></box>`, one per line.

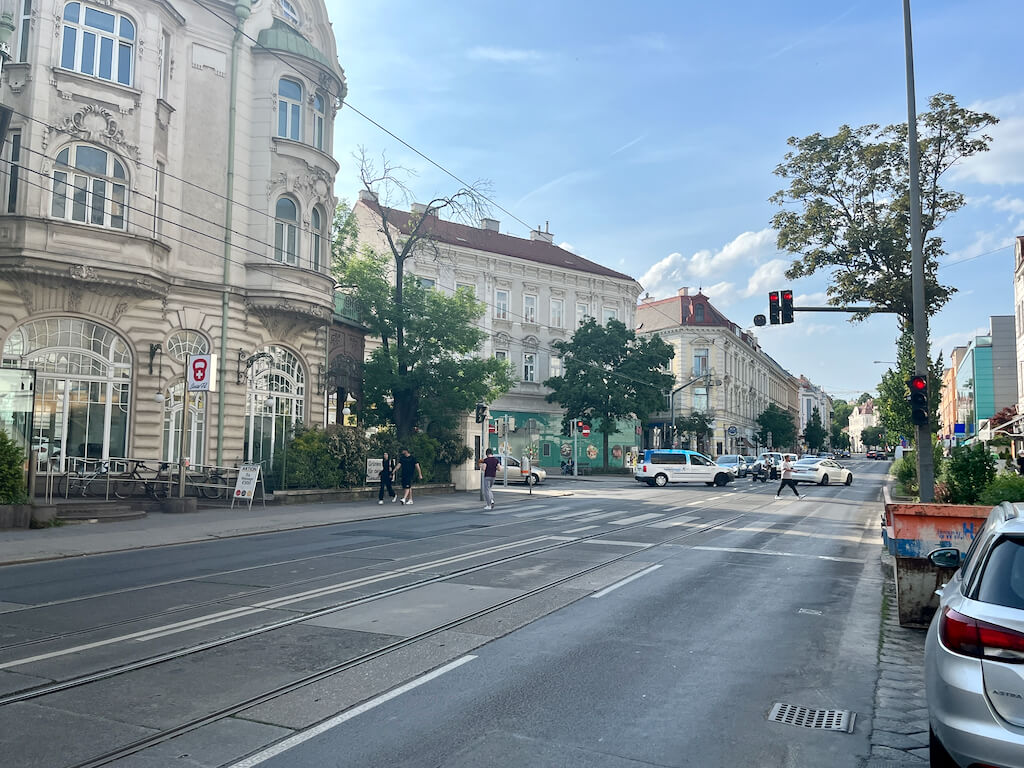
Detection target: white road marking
<box><xmin>590</xmin><ymin>565</ymin><xmax>663</xmax><ymax>598</ymax></box>
<box><xmin>585</xmin><ymin>540</ymin><xmax>650</xmax><ymax>547</ymax></box>
<box><xmin>610</xmin><ymin>513</ymin><xmax>664</xmax><ymax>525</ymax></box>
<box><xmin>484</xmin><ymin>503</ymin><xmax>546</xmax><ymax>516</ymax></box>
<box><xmin>563</xmin><ymin>525</ymin><xmax>598</xmax><ymax>534</ymax></box>
<box><xmin>576</xmin><ymin>510</ymin><xmax>627</xmax><ymax>522</ymax></box>
<box><xmin>544</xmin><ymin>507</ymin><xmax>603</xmax><ymax>521</ymax></box>
<box><xmin>648</xmin><ymin>515</ymin><xmax>698</xmax><ymax>529</ymax></box>
<box><xmin>798</xmin><ymin>608</ymin><xmax>823</xmax><ymax>616</ymax></box>
<box><xmin>706</xmin><ymin>495</ymin><xmax>724</xmax><ymax>501</ymax></box>
<box><xmin>690</xmin><ymin>545</ymin><xmax>863</xmax><ymax>563</ymax></box>
<box><xmin>228</xmin><ymin>656</ymin><xmax>477</xmax><ymax>767</ymax></box>
<box><xmin>513</xmin><ymin>508</ymin><xmax>564</xmax><ymax>518</ymax></box>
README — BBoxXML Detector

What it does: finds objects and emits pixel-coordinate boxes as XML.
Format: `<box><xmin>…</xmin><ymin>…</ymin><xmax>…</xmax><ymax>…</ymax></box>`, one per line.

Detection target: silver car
<box><xmin>925</xmin><ymin>502</ymin><xmax>1024</xmax><ymax>767</ymax></box>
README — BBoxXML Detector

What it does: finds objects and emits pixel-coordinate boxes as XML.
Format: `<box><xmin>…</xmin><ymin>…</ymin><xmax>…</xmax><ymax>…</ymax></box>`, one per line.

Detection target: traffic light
<box><xmin>908</xmin><ymin>375</ymin><xmax>928</xmax><ymax>426</ymax></box>
<box><xmin>475</xmin><ymin>402</ymin><xmax>487</xmax><ymax>423</ymax></box>
<box><xmin>768</xmin><ymin>292</ymin><xmax>780</xmax><ymax>325</ymax></box>
<box><xmin>780</xmin><ymin>290</ymin><xmax>794</xmax><ymax>324</ymax></box>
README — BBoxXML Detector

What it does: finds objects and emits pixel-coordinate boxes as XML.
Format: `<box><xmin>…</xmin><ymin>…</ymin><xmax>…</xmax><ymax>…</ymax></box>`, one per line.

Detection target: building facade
<box><xmin>955</xmin><ymin>316</ymin><xmax>1019</xmax><ymax>444</ymax></box>
<box><xmin>847</xmin><ymin>399</ymin><xmax>878</xmax><ymax>453</ymax></box>
<box><xmin>939</xmin><ymin>346</ymin><xmax>967</xmax><ymax>447</ymax></box>
<box><xmin>352</xmin><ymin>198</ymin><xmax>644</xmax><ymax>473</ymax></box>
<box><xmin>636</xmin><ymin>289</ymin><xmax>801</xmax><ymax>456</ymax></box>
<box><xmin>797</xmin><ymin>375</ymin><xmax>833</xmax><ymax>448</ymax></box>
<box><xmin>0</xmin><ymin>0</ymin><xmax>346</xmax><ymax>477</ymax></box>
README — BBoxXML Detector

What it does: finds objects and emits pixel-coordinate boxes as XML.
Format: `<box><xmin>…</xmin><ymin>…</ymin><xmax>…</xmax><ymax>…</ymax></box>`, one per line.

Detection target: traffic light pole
<box><xmin>903</xmin><ymin>0</ymin><xmax>935</xmax><ymax>502</ymax></box>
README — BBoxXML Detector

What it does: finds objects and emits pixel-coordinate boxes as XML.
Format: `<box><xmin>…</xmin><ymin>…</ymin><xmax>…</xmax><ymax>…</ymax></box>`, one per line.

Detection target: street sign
<box><xmin>581</xmin><ymin>424</ymin><xmax>591</xmax><ymax>437</ymax></box>
<box><xmin>727</xmin><ymin>426</ymin><xmax>737</xmax><ymax>436</ymax></box>
<box><xmin>489</xmin><ymin>421</ymin><xmax>497</xmax><ymax>434</ymax></box>
<box><xmin>366</xmin><ymin>458</ymin><xmax>383</xmax><ymax>484</ymax></box>
<box><xmin>231</xmin><ymin>464</ymin><xmax>262</xmax><ymax>510</ymax></box>
<box><xmin>186</xmin><ymin>354</ymin><xmax>217</xmax><ymax>392</ymax></box>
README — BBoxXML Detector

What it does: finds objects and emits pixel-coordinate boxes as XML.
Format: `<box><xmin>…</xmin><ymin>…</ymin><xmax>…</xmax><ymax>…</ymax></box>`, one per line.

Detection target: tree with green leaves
<box><xmin>829</xmin><ymin>400</ymin><xmax>854</xmax><ymax>451</ymax></box>
<box><xmin>756</xmin><ymin>403</ymin><xmax>797</xmax><ymax>451</ymax></box>
<box><xmin>830</xmin><ymin>425</ymin><xmax>851</xmax><ymax>451</ymax></box>
<box><xmin>803</xmin><ymin>406</ymin><xmax>827</xmax><ymax>452</ymax></box>
<box><xmin>874</xmin><ymin>326</ymin><xmax>943</xmax><ymax>446</ymax></box>
<box><xmin>544</xmin><ymin>319</ymin><xmax>674</xmax><ymax>470</ymax></box>
<box><xmin>675</xmin><ymin>411</ymin><xmax>714</xmax><ymax>454</ymax></box>
<box><xmin>856</xmin><ymin>392</ymin><xmax>873</xmax><ymax>406</ymax></box>
<box><xmin>771</xmin><ymin>93</ymin><xmax>997</xmax><ymax>324</ymax></box>
<box><xmin>335</xmin><ymin>247</ymin><xmax>513</xmax><ymax>438</ymax></box>
<box><xmin>861</xmin><ymin>425</ymin><xmax>887</xmax><ymax>450</ymax></box>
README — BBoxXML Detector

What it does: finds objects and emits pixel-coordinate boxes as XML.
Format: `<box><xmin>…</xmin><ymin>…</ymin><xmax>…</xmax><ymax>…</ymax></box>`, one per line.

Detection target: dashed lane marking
<box><xmin>610</xmin><ymin>513</ymin><xmax>664</xmax><ymax>525</ymax></box>
<box><xmin>689</xmin><ymin>545</ymin><xmax>864</xmax><ymax>563</ymax></box>
<box><xmin>563</xmin><ymin>525</ymin><xmax>599</xmax><ymax>534</ymax></box>
<box><xmin>590</xmin><ymin>565</ymin><xmax>663</xmax><ymax>599</ymax></box>
<box><xmin>648</xmin><ymin>514</ymin><xmax>699</xmax><ymax>529</ymax></box>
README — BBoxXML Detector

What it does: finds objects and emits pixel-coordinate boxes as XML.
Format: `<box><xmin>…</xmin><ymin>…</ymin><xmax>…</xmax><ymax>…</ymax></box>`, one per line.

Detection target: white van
<box><xmin>634</xmin><ymin>449</ymin><xmax>735</xmax><ymax>487</ymax></box>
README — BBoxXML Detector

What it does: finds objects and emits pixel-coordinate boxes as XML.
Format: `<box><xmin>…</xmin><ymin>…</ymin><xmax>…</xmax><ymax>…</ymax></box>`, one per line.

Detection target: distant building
<box><xmin>797</xmin><ymin>376</ymin><xmax>833</xmax><ymax>448</ymax></box>
<box><xmin>938</xmin><ymin>346</ymin><xmax>968</xmax><ymax>447</ymax></box>
<box><xmin>352</xmin><ymin>197</ymin><xmax>643</xmax><ymax>480</ymax></box>
<box><xmin>848</xmin><ymin>399</ymin><xmax>879</xmax><ymax>453</ymax></box>
<box><xmin>955</xmin><ymin>316</ymin><xmax>1018</xmax><ymax>444</ymax></box>
<box><xmin>1011</xmin><ymin>237</ymin><xmax>1024</xmax><ymax>451</ymax></box>
<box><xmin>636</xmin><ymin>289</ymin><xmax>800</xmax><ymax>456</ymax></box>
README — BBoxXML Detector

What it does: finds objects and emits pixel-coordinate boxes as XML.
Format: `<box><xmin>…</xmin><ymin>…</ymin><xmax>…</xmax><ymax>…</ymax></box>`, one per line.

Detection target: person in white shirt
<box><xmin>775</xmin><ymin>456</ymin><xmax>805</xmax><ymax>500</ymax></box>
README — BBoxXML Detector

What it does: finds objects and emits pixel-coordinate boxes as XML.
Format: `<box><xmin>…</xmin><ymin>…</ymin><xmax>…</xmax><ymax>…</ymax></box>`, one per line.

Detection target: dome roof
<box><xmin>256</xmin><ymin>19</ymin><xmax>343</xmax><ymax>81</ymax></box>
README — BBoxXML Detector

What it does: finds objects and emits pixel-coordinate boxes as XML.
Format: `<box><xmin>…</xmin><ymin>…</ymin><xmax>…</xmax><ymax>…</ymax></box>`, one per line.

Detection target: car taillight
<box><xmin>642</xmin><ymin>465</ymin><xmax>647</xmax><ymax>473</ymax></box>
<box><xmin>939</xmin><ymin>607</ymin><xmax>1024</xmax><ymax>662</ymax></box>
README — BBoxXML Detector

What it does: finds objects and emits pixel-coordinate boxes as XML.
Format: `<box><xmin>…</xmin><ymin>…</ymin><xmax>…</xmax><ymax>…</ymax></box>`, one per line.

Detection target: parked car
<box><xmin>789</xmin><ymin>457</ymin><xmax>853</xmax><ymax>486</ymax></box>
<box><xmin>752</xmin><ymin>452</ymin><xmax>799</xmax><ymax>480</ymax></box>
<box><xmin>634</xmin><ymin>449</ymin><xmax>734</xmax><ymax>487</ymax></box>
<box><xmin>925</xmin><ymin>502</ymin><xmax>1024</xmax><ymax>768</ymax></box>
<box><xmin>866</xmin><ymin>450</ymin><xmax>877</xmax><ymax>459</ymax></box>
<box><xmin>495</xmin><ymin>455</ymin><xmax>546</xmax><ymax>485</ymax></box>
<box><xmin>715</xmin><ymin>454</ymin><xmax>748</xmax><ymax>477</ymax></box>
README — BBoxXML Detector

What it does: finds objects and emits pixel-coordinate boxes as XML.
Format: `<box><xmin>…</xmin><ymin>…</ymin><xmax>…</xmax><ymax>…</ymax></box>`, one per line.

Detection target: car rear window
<box><xmin>974</xmin><ymin>536</ymin><xmax>1024</xmax><ymax>610</ymax></box>
<box><xmin>651</xmin><ymin>453</ymin><xmax>686</xmax><ymax>465</ymax></box>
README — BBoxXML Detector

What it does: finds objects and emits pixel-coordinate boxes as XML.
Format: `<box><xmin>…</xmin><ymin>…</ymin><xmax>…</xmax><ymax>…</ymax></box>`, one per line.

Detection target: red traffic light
<box><xmin>782</xmin><ymin>291</ymin><xmax>793</xmax><ymax>301</ymax></box>
<box><xmin>909</xmin><ymin>376</ymin><xmax>926</xmax><ymax>390</ymax></box>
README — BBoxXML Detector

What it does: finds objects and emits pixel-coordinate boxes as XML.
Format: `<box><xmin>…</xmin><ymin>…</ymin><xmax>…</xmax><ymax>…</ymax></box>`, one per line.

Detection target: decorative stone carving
<box><xmin>66</xmin><ymin>286</ymin><xmax>81</xmax><ymax>312</ymax></box>
<box><xmin>52</xmin><ymin>104</ymin><xmax>141</xmax><ymax>161</ymax></box>
<box><xmin>265</xmin><ymin>171</ymin><xmax>288</xmax><ymax>199</ymax></box>
<box><xmin>112</xmin><ymin>302</ymin><xmax>129</xmax><ymax>322</ymax></box>
<box><xmin>69</xmin><ymin>264</ymin><xmax>97</xmax><ymax>280</ymax></box>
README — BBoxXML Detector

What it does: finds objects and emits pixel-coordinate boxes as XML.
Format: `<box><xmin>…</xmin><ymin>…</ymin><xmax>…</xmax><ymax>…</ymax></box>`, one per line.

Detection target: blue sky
<box><xmin>325</xmin><ymin>0</ymin><xmax>1023</xmax><ymax>401</ymax></box>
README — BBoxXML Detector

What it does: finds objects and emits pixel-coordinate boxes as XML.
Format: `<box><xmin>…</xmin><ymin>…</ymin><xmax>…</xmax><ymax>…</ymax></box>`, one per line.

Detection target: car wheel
<box><xmin>845</xmin><ymin>473</ymin><xmax>853</xmax><ymax>486</ymax></box>
<box><xmin>704</xmin><ymin>481</ymin><xmax>714</xmax><ymax>486</ymax></box>
<box><xmin>929</xmin><ymin>727</ymin><xmax>957</xmax><ymax>768</ymax></box>
<box><xmin>714</xmin><ymin>473</ymin><xmax>729</xmax><ymax>487</ymax></box>
<box><xmin>820</xmin><ymin>474</ymin><xmax>829</xmax><ymax>486</ymax></box>
<box><xmin>530</xmin><ymin>473</ymin><xmax>541</xmax><ymax>485</ymax></box>
<box><xmin>654</xmin><ymin>474</ymin><xmax>668</xmax><ymax>487</ymax></box>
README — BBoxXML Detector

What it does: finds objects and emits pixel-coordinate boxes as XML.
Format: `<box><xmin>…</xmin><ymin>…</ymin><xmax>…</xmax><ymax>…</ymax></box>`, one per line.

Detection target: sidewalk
<box><xmin>0</xmin><ymin>483</ymin><xmax>572</xmax><ymax>566</ymax></box>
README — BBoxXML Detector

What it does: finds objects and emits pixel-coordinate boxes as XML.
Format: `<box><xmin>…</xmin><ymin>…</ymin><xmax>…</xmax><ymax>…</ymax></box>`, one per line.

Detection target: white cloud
<box><xmin>952</xmin><ymin>114</ymin><xmax>1024</xmax><ymax>185</ymax></box>
<box><xmin>610</xmin><ymin>134</ymin><xmax>645</xmax><ymax>156</ymax></box>
<box><xmin>638</xmin><ymin>228</ymin><xmax>780</xmax><ymax>299</ymax></box>
<box><xmin>933</xmin><ymin>327</ymin><xmax>988</xmax><ymax>358</ymax></box>
<box><xmin>993</xmin><ymin>197</ymin><xmax>1024</xmax><ymax>216</ymax></box>
<box><xmin>795</xmin><ymin>291</ymin><xmax>828</xmax><ymax>305</ymax></box>
<box><xmin>945</xmin><ymin>228</ymin><xmax>1014</xmax><ymax>266</ymax></box>
<box><xmin>467</xmin><ymin>46</ymin><xmax>545</xmax><ymax>63</ymax></box>
<box><xmin>743</xmin><ymin>258</ymin><xmax>790</xmax><ymax>298</ymax></box>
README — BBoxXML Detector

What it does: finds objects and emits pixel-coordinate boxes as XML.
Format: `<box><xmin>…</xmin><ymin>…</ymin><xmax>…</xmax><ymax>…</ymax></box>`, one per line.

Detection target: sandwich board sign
<box><xmin>231</xmin><ymin>463</ymin><xmax>264</xmax><ymax>510</ymax></box>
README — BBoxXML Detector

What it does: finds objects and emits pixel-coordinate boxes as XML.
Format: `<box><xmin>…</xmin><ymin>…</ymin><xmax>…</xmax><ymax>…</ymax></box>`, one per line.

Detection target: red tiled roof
<box><xmin>360</xmin><ymin>201</ymin><xmax>635</xmax><ymax>282</ymax></box>
<box><xmin>637</xmin><ymin>292</ymin><xmax>739</xmax><ymax>331</ymax></box>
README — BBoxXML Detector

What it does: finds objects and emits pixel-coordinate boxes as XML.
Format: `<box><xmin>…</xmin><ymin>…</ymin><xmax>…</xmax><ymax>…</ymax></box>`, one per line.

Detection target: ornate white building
<box><xmin>797</xmin><ymin>375</ymin><xmax>833</xmax><ymax>449</ymax></box>
<box><xmin>636</xmin><ymin>289</ymin><xmax>800</xmax><ymax>455</ymax></box>
<box><xmin>848</xmin><ymin>399</ymin><xmax>878</xmax><ymax>453</ymax></box>
<box><xmin>0</xmin><ymin>0</ymin><xmax>346</xmax><ymax>476</ymax></box>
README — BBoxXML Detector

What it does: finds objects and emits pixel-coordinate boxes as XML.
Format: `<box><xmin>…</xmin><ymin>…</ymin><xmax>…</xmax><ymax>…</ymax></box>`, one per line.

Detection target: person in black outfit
<box><xmin>397</xmin><ymin>448</ymin><xmax>422</xmax><ymax>505</ymax></box>
<box><xmin>1017</xmin><ymin>451</ymin><xmax>1024</xmax><ymax>476</ymax></box>
<box><xmin>378</xmin><ymin>452</ymin><xmax>397</xmax><ymax>504</ymax></box>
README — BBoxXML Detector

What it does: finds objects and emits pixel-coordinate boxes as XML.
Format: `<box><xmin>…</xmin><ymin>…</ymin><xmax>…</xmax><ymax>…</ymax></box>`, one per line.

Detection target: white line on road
<box><xmin>585</xmin><ymin>540</ymin><xmax>650</xmax><ymax>547</ymax></box>
<box><xmin>609</xmin><ymin>513</ymin><xmax>664</xmax><ymax>525</ymax></box>
<box><xmin>544</xmin><ymin>507</ymin><xmax>604</xmax><ymax>521</ymax></box>
<box><xmin>690</xmin><ymin>545</ymin><xmax>864</xmax><ymax>563</ymax></box>
<box><xmin>563</xmin><ymin>525</ymin><xmax>598</xmax><ymax>534</ymax></box>
<box><xmin>590</xmin><ymin>565</ymin><xmax>663</xmax><ymax>599</ymax></box>
<box><xmin>575</xmin><ymin>510</ymin><xmax>626</xmax><ymax>522</ymax></box>
<box><xmin>647</xmin><ymin>515</ymin><xmax>698</xmax><ymax>529</ymax></box>
<box><xmin>227</xmin><ymin>656</ymin><xmax>478</xmax><ymax>767</ymax></box>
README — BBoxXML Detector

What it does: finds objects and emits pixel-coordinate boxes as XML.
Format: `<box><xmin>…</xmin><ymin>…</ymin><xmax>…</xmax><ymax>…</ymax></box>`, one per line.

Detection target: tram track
<box><xmin>53</xmin><ymin>512</ymin><xmax>745</xmax><ymax>768</ymax></box>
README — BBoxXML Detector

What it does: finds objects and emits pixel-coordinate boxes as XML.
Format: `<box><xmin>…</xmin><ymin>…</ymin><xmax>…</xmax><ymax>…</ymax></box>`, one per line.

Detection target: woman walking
<box><xmin>775</xmin><ymin>455</ymin><xmax>805</xmax><ymax>500</ymax></box>
<box><xmin>378</xmin><ymin>452</ymin><xmax>397</xmax><ymax>504</ymax></box>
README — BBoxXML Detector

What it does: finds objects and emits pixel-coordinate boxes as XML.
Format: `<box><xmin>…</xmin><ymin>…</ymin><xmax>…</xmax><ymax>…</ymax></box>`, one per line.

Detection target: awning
<box><xmin>993</xmin><ymin>412</ymin><xmax>1024</xmax><ymax>438</ymax></box>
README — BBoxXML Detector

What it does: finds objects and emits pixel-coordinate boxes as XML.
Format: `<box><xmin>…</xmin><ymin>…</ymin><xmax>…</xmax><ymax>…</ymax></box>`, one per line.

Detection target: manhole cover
<box><xmin>768</xmin><ymin>702</ymin><xmax>855</xmax><ymax>733</ymax></box>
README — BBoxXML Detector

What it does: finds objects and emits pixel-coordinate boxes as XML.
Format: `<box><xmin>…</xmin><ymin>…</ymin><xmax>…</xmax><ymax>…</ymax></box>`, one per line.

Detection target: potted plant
<box><xmin>0</xmin><ymin>427</ymin><xmax>31</xmax><ymax>529</ymax></box>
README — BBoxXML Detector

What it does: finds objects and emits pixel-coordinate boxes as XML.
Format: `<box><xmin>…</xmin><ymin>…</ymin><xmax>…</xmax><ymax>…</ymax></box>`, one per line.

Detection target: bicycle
<box><xmin>197</xmin><ymin>467</ymin><xmax>232</xmax><ymax>499</ymax></box>
<box><xmin>113</xmin><ymin>461</ymin><xmax>171</xmax><ymax>500</ymax></box>
<box><xmin>58</xmin><ymin>460</ymin><xmax>113</xmax><ymax>498</ymax></box>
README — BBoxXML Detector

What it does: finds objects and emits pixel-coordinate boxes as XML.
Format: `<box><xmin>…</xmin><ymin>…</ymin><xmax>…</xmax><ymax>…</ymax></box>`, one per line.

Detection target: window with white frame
<box><xmin>693</xmin><ymin>386</ymin><xmax>708</xmax><ymax>411</ymax></box>
<box><xmin>495</xmin><ymin>290</ymin><xmax>509</xmax><ymax>320</ymax></box>
<box><xmin>523</xmin><ymin>294</ymin><xmax>537</xmax><ymax>324</ymax></box>
<box><xmin>495</xmin><ymin>349</ymin><xmax>508</xmax><ymax>362</ymax></box>
<box><xmin>455</xmin><ymin>281</ymin><xmax>475</xmax><ymax>296</ymax></box>
<box><xmin>152</xmin><ymin>161</ymin><xmax>164</xmax><ymax>236</ymax></box>
<box><xmin>693</xmin><ymin>348</ymin><xmax>709</xmax><ymax>377</ymax></box>
<box><xmin>523</xmin><ymin>352</ymin><xmax>536</xmax><ymax>382</ymax></box>
<box><xmin>313</xmin><ymin>93</ymin><xmax>325</xmax><ymax>151</ymax></box>
<box><xmin>277</xmin><ymin>78</ymin><xmax>302</xmax><ymax>141</ymax></box>
<box><xmin>59</xmin><ymin>2</ymin><xmax>135</xmax><ymax>86</ymax></box>
<box><xmin>550</xmin><ymin>298</ymin><xmax>563</xmax><ymax>328</ymax></box>
<box><xmin>274</xmin><ymin>197</ymin><xmax>298</xmax><ymax>264</ymax></box>
<box><xmin>311</xmin><ymin>207</ymin><xmax>323</xmax><ymax>271</ymax></box>
<box><xmin>51</xmin><ymin>144</ymin><xmax>128</xmax><ymax>229</ymax></box>
<box><xmin>17</xmin><ymin>0</ymin><xmax>31</xmax><ymax>62</ymax></box>
<box><xmin>549</xmin><ymin>356</ymin><xmax>563</xmax><ymax>378</ymax></box>
<box><xmin>417</xmin><ymin>277</ymin><xmax>435</xmax><ymax>289</ymax></box>
<box><xmin>280</xmin><ymin>0</ymin><xmax>300</xmax><ymax>25</ymax></box>
<box><xmin>5</xmin><ymin>132</ymin><xmax>21</xmax><ymax>214</ymax></box>
<box><xmin>602</xmin><ymin>307</ymin><xmax>618</xmax><ymax>324</ymax></box>
<box><xmin>158</xmin><ymin>30</ymin><xmax>171</xmax><ymax>100</ymax></box>
<box><xmin>576</xmin><ymin>302</ymin><xmax>589</xmax><ymax>325</ymax></box>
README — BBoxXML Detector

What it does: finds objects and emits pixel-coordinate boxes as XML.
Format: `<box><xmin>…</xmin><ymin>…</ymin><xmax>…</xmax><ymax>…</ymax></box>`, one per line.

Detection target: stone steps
<box><xmin>54</xmin><ymin>501</ymin><xmax>147</xmax><ymax>523</ymax></box>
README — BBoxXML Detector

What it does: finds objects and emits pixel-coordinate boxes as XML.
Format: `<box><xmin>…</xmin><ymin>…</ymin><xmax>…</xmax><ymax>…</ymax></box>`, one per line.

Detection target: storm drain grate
<box><xmin>768</xmin><ymin>702</ymin><xmax>856</xmax><ymax>733</ymax></box>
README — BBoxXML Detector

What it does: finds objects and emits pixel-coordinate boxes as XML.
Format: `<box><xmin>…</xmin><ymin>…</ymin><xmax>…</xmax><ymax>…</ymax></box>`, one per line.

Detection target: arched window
<box><xmin>2</xmin><ymin>317</ymin><xmax>132</xmax><ymax>472</ymax></box>
<box><xmin>52</xmin><ymin>144</ymin><xmax>128</xmax><ymax>229</ymax></box>
<box><xmin>59</xmin><ymin>2</ymin><xmax>135</xmax><ymax>86</ymax></box>
<box><xmin>310</xmin><ymin>207</ymin><xmax>323</xmax><ymax>272</ymax></box>
<box><xmin>277</xmin><ymin>78</ymin><xmax>302</xmax><ymax>140</ymax></box>
<box><xmin>274</xmin><ymin>197</ymin><xmax>298</xmax><ymax>264</ymax></box>
<box><xmin>244</xmin><ymin>346</ymin><xmax>305</xmax><ymax>466</ymax></box>
<box><xmin>162</xmin><ymin>331</ymin><xmax>210</xmax><ymax>465</ymax></box>
<box><xmin>280</xmin><ymin>0</ymin><xmax>300</xmax><ymax>25</ymax></box>
<box><xmin>313</xmin><ymin>93</ymin><xmax>325</xmax><ymax>151</ymax></box>
<box><xmin>166</xmin><ymin>330</ymin><xmax>210</xmax><ymax>362</ymax></box>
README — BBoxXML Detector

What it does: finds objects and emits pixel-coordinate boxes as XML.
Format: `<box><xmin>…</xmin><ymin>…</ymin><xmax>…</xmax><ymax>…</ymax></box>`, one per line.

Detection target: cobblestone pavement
<box><xmin>864</xmin><ymin>573</ymin><xmax>930</xmax><ymax>767</ymax></box>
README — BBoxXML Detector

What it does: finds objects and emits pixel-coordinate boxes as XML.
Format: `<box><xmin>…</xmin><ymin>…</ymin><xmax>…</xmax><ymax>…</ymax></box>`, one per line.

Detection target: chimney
<box><xmin>529</xmin><ymin>222</ymin><xmax>554</xmax><ymax>244</ymax></box>
<box><xmin>410</xmin><ymin>202</ymin><xmax>428</xmax><ymax>215</ymax></box>
<box><xmin>480</xmin><ymin>217</ymin><xmax>500</xmax><ymax>232</ymax></box>
<box><xmin>357</xmin><ymin>189</ymin><xmax>378</xmax><ymax>203</ymax></box>
<box><xmin>677</xmin><ymin>287</ymin><xmax>689</xmax><ymax>296</ymax></box>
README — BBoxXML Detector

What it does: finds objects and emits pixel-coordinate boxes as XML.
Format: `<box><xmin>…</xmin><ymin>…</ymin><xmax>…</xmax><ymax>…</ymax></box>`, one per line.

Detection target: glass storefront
<box><xmin>0</xmin><ymin>367</ymin><xmax>35</xmax><ymax>493</ymax></box>
<box><xmin>243</xmin><ymin>346</ymin><xmax>305</xmax><ymax>468</ymax></box>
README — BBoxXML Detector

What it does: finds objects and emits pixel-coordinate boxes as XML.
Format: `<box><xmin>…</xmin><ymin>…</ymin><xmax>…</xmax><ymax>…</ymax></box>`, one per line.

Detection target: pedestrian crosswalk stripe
<box><xmin>648</xmin><ymin>514</ymin><xmax>699</xmax><ymax>528</ymax></box>
<box><xmin>563</xmin><ymin>525</ymin><xmax>598</xmax><ymax>533</ymax></box>
<box><xmin>576</xmin><ymin>510</ymin><xmax>627</xmax><ymax>522</ymax></box>
<box><xmin>544</xmin><ymin>507</ymin><xmax>603</xmax><ymax>520</ymax></box>
<box><xmin>610</xmin><ymin>512</ymin><xmax>664</xmax><ymax>525</ymax></box>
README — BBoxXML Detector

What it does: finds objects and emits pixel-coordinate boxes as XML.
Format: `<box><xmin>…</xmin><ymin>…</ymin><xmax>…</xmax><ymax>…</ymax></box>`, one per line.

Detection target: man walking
<box><xmin>775</xmin><ymin>455</ymin><xmax>805</xmax><ymax>500</ymax></box>
<box><xmin>479</xmin><ymin>448</ymin><xmax>500</xmax><ymax>510</ymax></box>
<box><xmin>397</xmin><ymin>448</ymin><xmax>422</xmax><ymax>506</ymax></box>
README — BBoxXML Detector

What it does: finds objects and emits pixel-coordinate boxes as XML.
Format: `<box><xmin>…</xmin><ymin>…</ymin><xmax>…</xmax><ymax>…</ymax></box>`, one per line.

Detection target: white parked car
<box><xmin>789</xmin><ymin>457</ymin><xmax>853</xmax><ymax>486</ymax></box>
<box><xmin>495</xmin><ymin>455</ymin><xmax>546</xmax><ymax>485</ymax></box>
<box><xmin>634</xmin><ymin>449</ymin><xmax>734</xmax><ymax>487</ymax></box>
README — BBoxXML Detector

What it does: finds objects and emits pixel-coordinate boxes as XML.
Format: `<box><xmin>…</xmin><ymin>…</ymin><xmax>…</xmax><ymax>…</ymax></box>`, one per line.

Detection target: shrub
<box><xmin>941</xmin><ymin>444</ymin><xmax>997</xmax><ymax>505</ymax></box>
<box><xmin>934</xmin><ymin>481</ymin><xmax>954</xmax><ymax>504</ymax></box>
<box><xmin>0</xmin><ymin>428</ymin><xmax>28</xmax><ymax>505</ymax></box>
<box><xmin>369</xmin><ymin>426</ymin><xmax>470</xmax><ymax>484</ymax></box>
<box><xmin>978</xmin><ymin>473</ymin><xmax>1024</xmax><ymax>506</ymax></box>
<box><xmin>893</xmin><ymin>456</ymin><xmax>917</xmax><ymax>493</ymax></box>
<box><xmin>272</xmin><ymin>424</ymin><xmax>369</xmax><ymax>490</ymax></box>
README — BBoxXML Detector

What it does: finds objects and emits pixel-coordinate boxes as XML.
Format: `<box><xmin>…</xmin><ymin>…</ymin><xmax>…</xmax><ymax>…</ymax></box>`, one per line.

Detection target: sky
<box><xmin>324</xmin><ymin>0</ymin><xmax>1023</xmax><ymax>401</ymax></box>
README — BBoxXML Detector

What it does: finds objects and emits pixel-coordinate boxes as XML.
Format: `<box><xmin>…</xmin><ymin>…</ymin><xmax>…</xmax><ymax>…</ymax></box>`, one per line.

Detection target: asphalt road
<box><xmin>0</xmin><ymin>459</ymin><xmax>889</xmax><ymax>768</ymax></box>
